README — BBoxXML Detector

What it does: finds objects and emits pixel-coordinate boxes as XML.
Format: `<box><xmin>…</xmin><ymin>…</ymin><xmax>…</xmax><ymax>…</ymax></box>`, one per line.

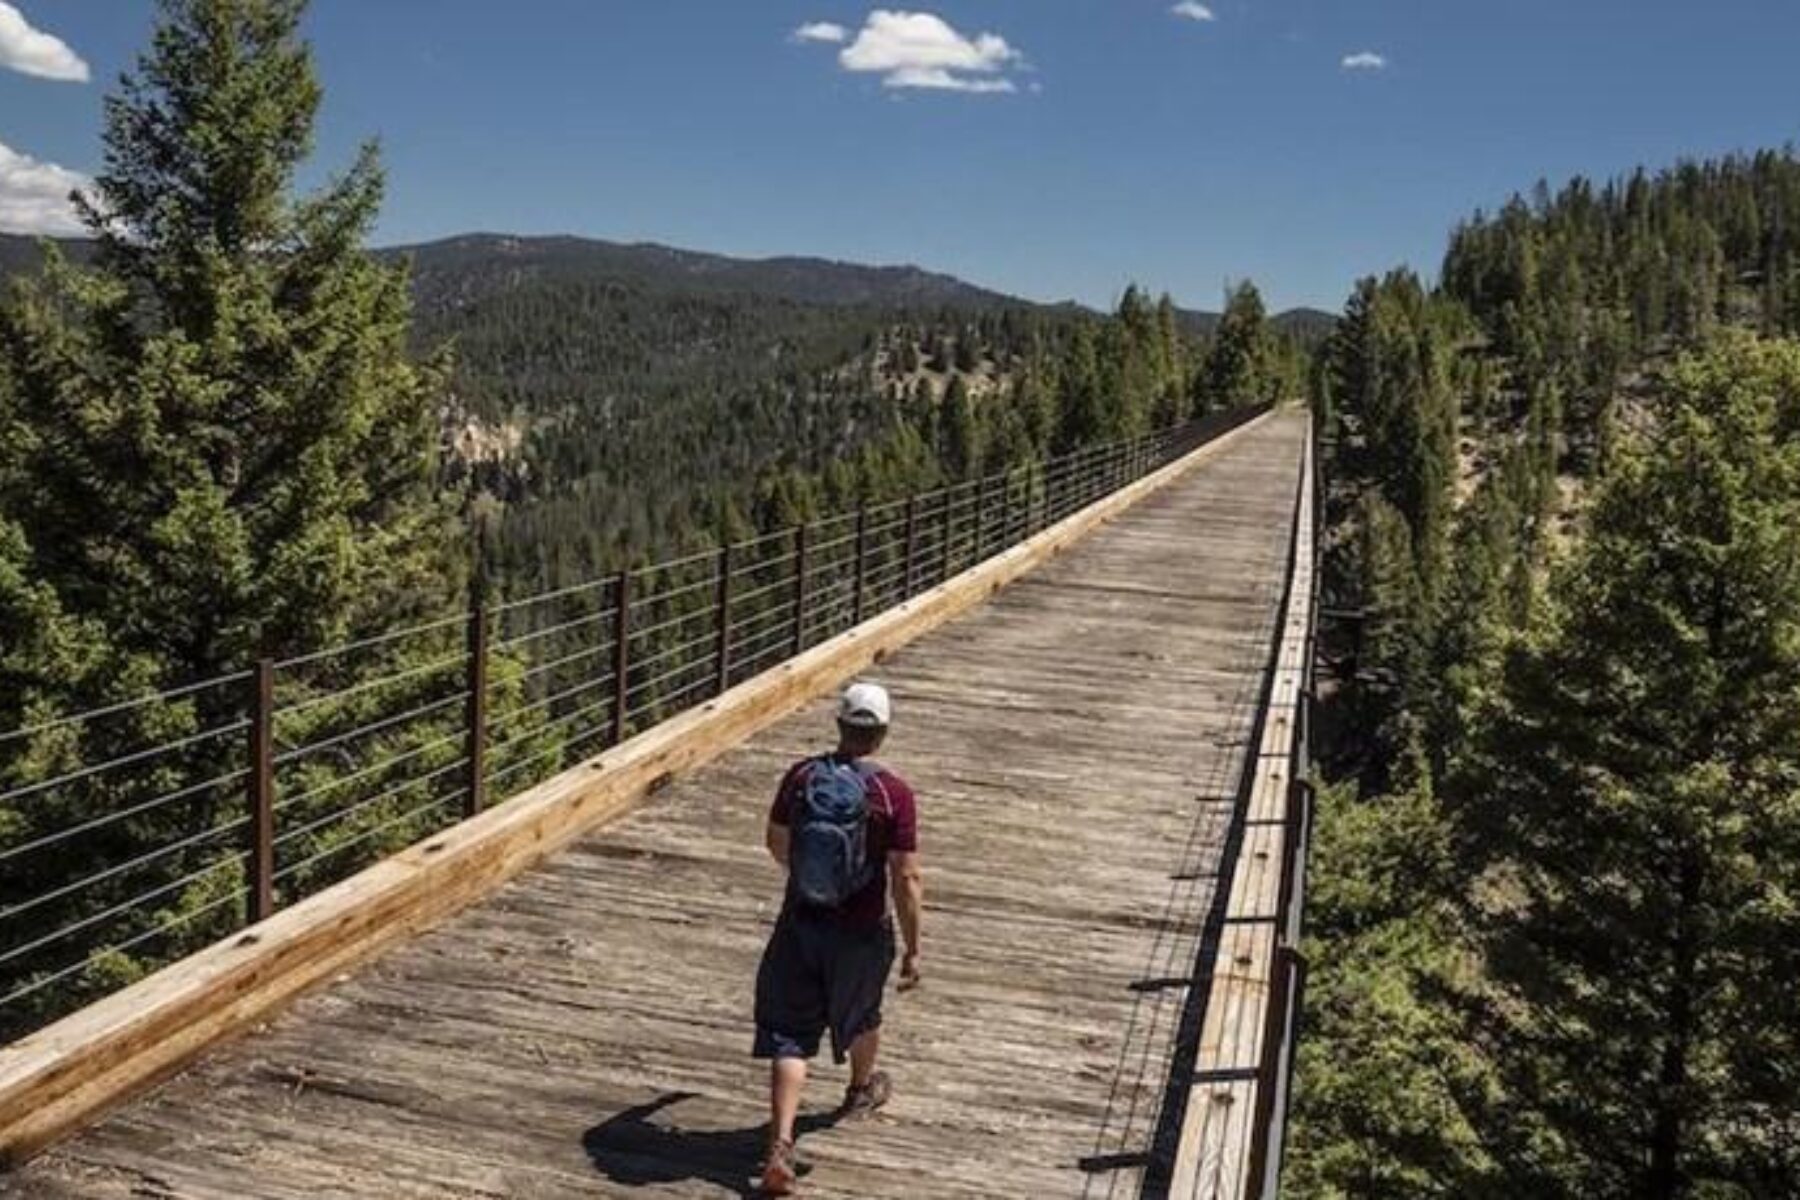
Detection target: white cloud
<box><xmin>885</xmin><ymin>66</ymin><xmax>1014</xmax><ymax>93</ymax></box>
<box><xmin>0</xmin><ymin>2</ymin><xmax>89</xmax><ymax>82</ymax></box>
<box><xmin>1171</xmin><ymin>2</ymin><xmax>1215</xmax><ymax>22</ymax></box>
<box><xmin>792</xmin><ymin>21</ymin><xmax>848</xmax><ymax>45</ymax></box>
<box><xmin>1342</xmin><ymin>51</ymin><xmax>1388</xmax><ymax>70</ymax></box>
<box><xmin>834</xmin><ymin>10</ymin><xmax>1023</xmax><ymax>94</ymax></box>
<box><xmin>0</xmin><ymin>140</ymin><xmax>90</xmax><ymax>235</ymax></box>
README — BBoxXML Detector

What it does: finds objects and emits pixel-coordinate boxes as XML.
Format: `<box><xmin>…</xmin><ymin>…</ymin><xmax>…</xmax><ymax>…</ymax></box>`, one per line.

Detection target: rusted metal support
<box><xmin>791</xmin><ymin>523</ymin><xmax>809</xmax><ymax>657</ymax></box>
<box><xmin>611</xmin><ymin>569</ymin><xmax>631</xmax><ymax>745</ymax></box>
<box><xmin>1246</xmin><ymin>947</ymin><xmax>1305</xmax><ymax>1199</ymax></box>
<box><xmin>903</xmin><ymin>496</ymin><xmax>918</xmax><ymax>595</ymax></box>
<box><xmin>852</xmin><ymin>504</ymin><xmax>869</xmax><ymax>624</ymax></box>
<box><xmin>714</xmin><ymin>542</ymin><xmax>733</xmax><ymax>696</ymax></box>
<box><xmin>999</xmin><ymin>471</ymin><xmax>1013</xmax><ymax>552</ymax></box>
<box><xmin>247</xmin><ymin>659</ymin><xmax>275</xmax><ymax>924</ymax></box>
<box><xmin>978</xmin><ymin>475</ymin><xmax>994</xmax><ymax>561</ymax></box>
<box><xmin>939</xmin><ymin>488</ymin><xmax>953</xmax><ymax>582</ymax></box>
<box><xmin>1286</xmin><ymin>775</ymin><xmax>1315</xmax><ymax>949</ymax></box>
<box><xmin>464</xmin><ymin>599</ymin><xmax>489</xmax><ymax>819</ymax></box>
<box><xmin>1276</xmin><ymin>778</ymin><xmax>1311</xmax><ymax>943</ymax></box>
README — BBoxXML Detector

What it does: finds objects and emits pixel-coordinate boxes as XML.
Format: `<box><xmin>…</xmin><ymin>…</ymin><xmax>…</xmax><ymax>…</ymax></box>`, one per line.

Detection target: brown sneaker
<box><xmin>841</xmin><ymin>1070</ymin><xmax>893</xmax><ymax>1120</ymax></box>
<box><xmin>760</xmin><ymin>1138</ymin><xmax>799</xmax><ymax>1196</ymax></box>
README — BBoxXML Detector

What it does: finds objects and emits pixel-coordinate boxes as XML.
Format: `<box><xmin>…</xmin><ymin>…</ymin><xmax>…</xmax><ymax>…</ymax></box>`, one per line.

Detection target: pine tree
<box><xmin>0</xmin><ymin>0</ymin><xmax>458</xmax><ymax>1033</ymax></box>
<box><xmin>1288</xmin><ymin>780</ymin><xmax>1498</xmax><ymax>1199</ymax></box>
<box><xmin>1196</xmin><ymin>281</ymin><xmax>1275</xmax><ymax>411</ymax></box>
<box><xmin>1153</xmin><ymin>294</ymin><xmax>1189</xmax><ymax>426</ymax></box>
<box><xmin>953</xmin><ymin>331</ymin><xmax>980</xmax><ymax>374</ymax></box>
<box><xmin>1012</xmin><ymin>351</ymin><xmax>1057</xmax><ymax>454</ymax></box>
<box><xmin>1468</xmin><ymin>335</ymin><xmax>1800</xmax><ymax>1196</ymax></box>
<box><xmin>927</xmin><ymin>330</ymin><xmax>953</xmax><ymax>373</ymax></box>
<box><xmin>0</xmin><ymin>357</ymin><xmax>121</xmax><ymax>754</ymax></box>
<box><xmin>2</xmin><ymin>0</ymin><xmax>453</xmax><ymax>679</ymax></box>
<box><xmin>1055</xmin><ymin>323</ymin><xmax>1104</xmax><ymax>452</ymax></box>
<box><xmin>941</xmin><ymin>374</ymin><xmax>981</xmax><ymax>480</ymax></box>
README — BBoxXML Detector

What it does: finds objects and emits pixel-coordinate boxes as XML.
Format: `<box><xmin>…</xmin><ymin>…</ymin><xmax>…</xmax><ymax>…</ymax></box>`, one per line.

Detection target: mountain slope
<box><xmin>0</xmin><ymin>230</ymin><xmax>1331</xmax><ymax>330</ymax></box>
<box><xmin>0</xmin><ymin>231</ymin><xmax>1018</xmax><ymax>311</ymax></box>
<box><xmin>392</xmin><ymin>233</ymin><xmax>1019</xmax><ymax>311</ymax></box>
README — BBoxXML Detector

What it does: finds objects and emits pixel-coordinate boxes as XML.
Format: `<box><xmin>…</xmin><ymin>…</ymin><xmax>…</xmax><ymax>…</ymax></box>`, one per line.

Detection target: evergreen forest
<box><xmin>1292</xmin><ymin>153</ymin><xmax>1800</xmax><ymax>1197</ymax></box>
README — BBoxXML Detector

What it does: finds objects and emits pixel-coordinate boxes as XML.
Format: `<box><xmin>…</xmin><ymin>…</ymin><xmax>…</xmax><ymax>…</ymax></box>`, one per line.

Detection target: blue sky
<box><xmin>2</xmin><ymin>2</ymin><xmax>1798</xmax><ymax>312</ymax></box>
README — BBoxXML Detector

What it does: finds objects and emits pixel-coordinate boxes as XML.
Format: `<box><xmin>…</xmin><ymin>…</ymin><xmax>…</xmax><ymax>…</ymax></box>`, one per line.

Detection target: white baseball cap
<box><xmin>837</xmin><ymin>681</ymin><xmax>892</xmax><ymax>729</ymax></box>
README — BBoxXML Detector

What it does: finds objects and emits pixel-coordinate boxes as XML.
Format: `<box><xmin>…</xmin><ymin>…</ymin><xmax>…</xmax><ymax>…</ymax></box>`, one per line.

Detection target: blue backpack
<box><xmin>791</xmin><ymin>757</ymin><xmax>882</xmax><ymax>908</ymax></box>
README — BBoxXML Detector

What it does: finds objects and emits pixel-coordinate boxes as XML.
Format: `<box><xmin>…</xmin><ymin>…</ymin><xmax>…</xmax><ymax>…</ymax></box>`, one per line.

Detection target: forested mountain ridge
<box><xmin>2</xmin><ymin>229</ymin><xmax>1321</xmax><ymax>598</ymax></box>
<box><xmin>0</xmin><ymin>229</ymin><xmax>1336</xmax><ymax>327</ymax></box>
<box><xmin>395</xmin><ymin>232</ymin><xmax>1020</xmax><ymax>311</ymax></box>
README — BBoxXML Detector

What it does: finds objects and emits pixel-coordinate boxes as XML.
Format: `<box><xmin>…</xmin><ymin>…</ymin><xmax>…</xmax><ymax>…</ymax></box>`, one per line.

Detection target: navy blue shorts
<box><xmin>753</xmin><ymin>911</ymin><xmax>896</xmax><ymax>1063</ymax></box>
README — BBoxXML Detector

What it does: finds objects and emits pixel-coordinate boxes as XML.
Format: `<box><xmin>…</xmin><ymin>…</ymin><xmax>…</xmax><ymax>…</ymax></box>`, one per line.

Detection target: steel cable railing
<box><xmin>0</xmin><ymin>406</ymin><xmax>1269</xmax><ymax>1045</ymax></box>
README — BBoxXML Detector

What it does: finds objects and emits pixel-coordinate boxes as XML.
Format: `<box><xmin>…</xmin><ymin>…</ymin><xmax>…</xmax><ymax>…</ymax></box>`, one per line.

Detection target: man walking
<box><xmin>754</xmin><ymin>681</ymin><xmax>923</xmax><ymax>1195</ymax></box>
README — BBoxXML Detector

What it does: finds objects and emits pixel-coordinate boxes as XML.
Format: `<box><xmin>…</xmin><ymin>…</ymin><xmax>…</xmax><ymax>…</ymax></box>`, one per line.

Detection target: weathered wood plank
<box><xmin>1171</xmin><ymin>1079</ymin><xmax>1259</xmax><ymax>1200</ymax></box>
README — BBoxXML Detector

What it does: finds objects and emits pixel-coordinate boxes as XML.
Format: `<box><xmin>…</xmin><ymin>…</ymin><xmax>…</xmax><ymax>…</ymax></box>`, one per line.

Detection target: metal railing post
<box><xmin>1000</xmin><ymin>471</ymin><xmax>1013</xmax><ymax>551</ymax></box>
<box><xmin>976</xmin><ymin>474</ymin><xmax>991</xmax><ymax>561</ymax></box>
<box><xmin>464</xmin><ymin>597</ymin><xmax>489</xmax><ymax>818</ymax></box>
<box><xmin>1277</xmin><ymin>778</ymin><xmax>1311</xmax><ymax>940</ymax></box>
<box><xmin>714</xmin><ymin>542</ymin><xmax>733</xmax><ymax>695</ymax></box>
<box><xmin>247</xmin><ymin>659</ymin><xmax>275</xmax><ymax>924</ymax></box>
<box><xmin>791</xmin><ymin>522</ymin><xmax>809</xmax><ymax>657</ymax></box>
<box><xmin>939</xmin><ymin>488</ymin><xmax>953</xmax><ymax>582</ymax></box>
<box><xmin>1247</xmin><ymin>946</ymin><xmax>1302</xmax><ymax>1199</ymax></box>
<box><xmin>611</xmin><ymin>569</ymin><xmax>631</xmax><ymax>745</ymax></box>
<box><xmin>903</xmin><ymin>496</ymin><xmax>918</xmax><ymax>595</ymax></box>
<box><xmin>852</xmin><ymin>504</ymin><xmax>868</xmax><ymax>624</ymax></box>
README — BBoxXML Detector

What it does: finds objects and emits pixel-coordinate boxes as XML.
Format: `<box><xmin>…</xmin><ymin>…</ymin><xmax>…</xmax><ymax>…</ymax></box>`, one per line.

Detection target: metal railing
<box><xmin>1243</xmin><ymin>414</ymin><xmax>1322</xmax><ymax>1198</ymax></box>
<box><xmin>1141</xmin><ymin>411</ymin><xmax>1317</xmax><ymax>1200</ymax></box>
<box><xmin>0</xmin><ymin>405</ymin><xmax>1269</xmax><ymax>1045</ymax></box>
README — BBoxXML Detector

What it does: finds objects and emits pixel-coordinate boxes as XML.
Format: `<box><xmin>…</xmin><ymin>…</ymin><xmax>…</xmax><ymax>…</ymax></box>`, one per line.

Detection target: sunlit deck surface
<box><xmin>7</xmin><ymin>412</ymin><xmax>1307</xmax><ymax>1200</ymax></box>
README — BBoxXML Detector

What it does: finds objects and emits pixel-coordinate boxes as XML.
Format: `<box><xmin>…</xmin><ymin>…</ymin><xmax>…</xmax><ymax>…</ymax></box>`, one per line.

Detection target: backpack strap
<box><xmin>857</xmin><ymin>761</ymin><xmax>894</xmax><ymax>821</ymax></box>
<box><xmin>805</xmin><ymin>756</ymin><xmax>888</xmax><ymax>816</ymax></box>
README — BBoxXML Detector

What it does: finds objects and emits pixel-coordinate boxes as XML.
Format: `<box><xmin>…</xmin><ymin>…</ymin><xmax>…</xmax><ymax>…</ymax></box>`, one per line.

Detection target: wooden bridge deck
<box><xmin>4</xmin><ymin>411</ymin><xmax>1307</xmax><ymax>1200</ymax></box>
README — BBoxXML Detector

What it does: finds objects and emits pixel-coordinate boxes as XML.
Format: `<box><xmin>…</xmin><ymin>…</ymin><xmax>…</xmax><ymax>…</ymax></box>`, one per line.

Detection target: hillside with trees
<box><xmin>1293</xmin><ymin>152</ymin><xmax>1800</xmax><ymax>1197</ymax></box>
<box><xmin>0</xmin><ymin>224</ymin><xmax>1321</xmax><ymax>600</ymax></box>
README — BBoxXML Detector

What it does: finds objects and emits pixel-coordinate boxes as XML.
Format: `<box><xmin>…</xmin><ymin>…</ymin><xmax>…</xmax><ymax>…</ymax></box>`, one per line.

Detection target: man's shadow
<box><xmin>583</xmin><ymin>1092</ymin><xmax>841</xmax><ymax>1197</ymax></box>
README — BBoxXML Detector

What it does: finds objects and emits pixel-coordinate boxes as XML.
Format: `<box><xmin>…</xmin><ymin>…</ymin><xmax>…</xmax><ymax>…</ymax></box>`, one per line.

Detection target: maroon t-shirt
<box><xmin>770</xmin><ymin>755</ymin><xmax>918</xmax><ymax>928</ymax></box>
